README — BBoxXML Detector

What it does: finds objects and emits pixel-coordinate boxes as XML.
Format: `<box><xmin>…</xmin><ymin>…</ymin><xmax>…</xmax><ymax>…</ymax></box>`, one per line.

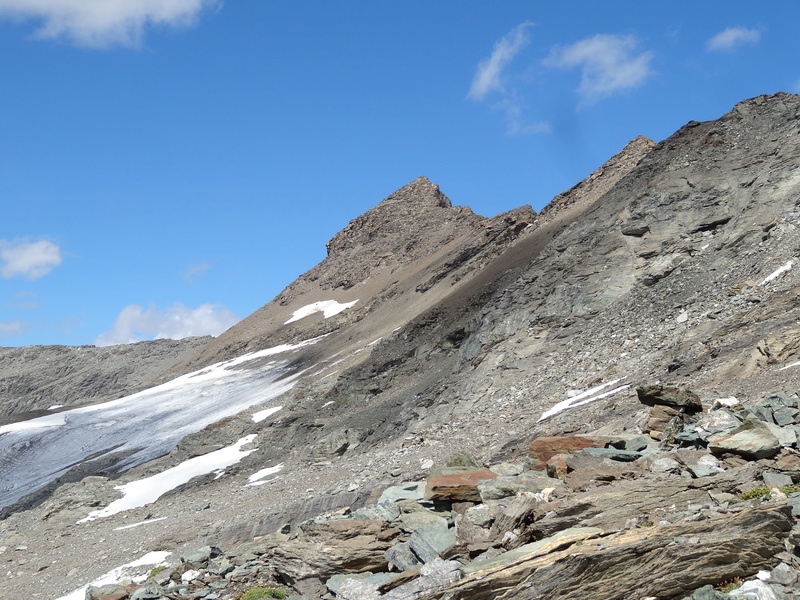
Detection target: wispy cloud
<box><xmin>5</xmin><ymin>290</ymin><xmax>41</xmax><ymax>310</ymax></box>
<box><xmin>707</xmin><ymin>27</ymin><xmax>761</xmax><ymax>52</ymax></box>
<box><xmin>468</xmin><ymin>22</ymin><xmax>532</xmax><ymax>101</ymax></box>
<box><xmin>544</xmin><ymin>34</ymin><xmax>653</xmax><ymax>104</ymax></box>
<box><xmin>181</xmin><ymin>262</ymin><xmax>211</xmax><ymax>283</ymax></box>
<box><xmin>0</xmin><ymin>239</ymin><xmax>62</xmax><ymax>280</ymax></box>
<box><xmin>0</xmin><ymin>0</ymin><xmax>220</xmax><ymax>48</ymax></box>
<box><xmin>468</xmin><ymin>22</ymin><xmax>549</xmax><ymax>136</ymax></box>
<box><xmin>0</xmin><ymin>320</ymin><xmax>29</xmax><ymax>340</ymax></box>
<box><xmin>95</xmin><ymin>302</ymin><xmax>239</xmax><ymax>346</ymax></box>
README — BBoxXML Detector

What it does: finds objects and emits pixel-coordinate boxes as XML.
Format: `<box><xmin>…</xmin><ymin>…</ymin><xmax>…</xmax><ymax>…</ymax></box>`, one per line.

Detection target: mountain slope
<box><xmin>2</xmin><ymin>93</ymin><xmax>800</xmax><ymax>600</ymax></box>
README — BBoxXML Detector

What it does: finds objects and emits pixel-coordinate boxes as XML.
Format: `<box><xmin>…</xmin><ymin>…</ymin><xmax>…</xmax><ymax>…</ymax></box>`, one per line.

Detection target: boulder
<box><xmin>709</xmin><ymin>419</ymin><xmax>782</xmax><ymax>460</ymax></box>
<box><xmin>636</xmin><ymin>385</ymin><xmax>703</xmax><ymax>413</ymax></box>
<box><xmin>425</xmin><ymin>469</ymin><xmax>499</xmax><ymax>502</ymax></box>
<box><xmin>86</xmin><ymin>585</ymin><xmax>129</xmax><ymax>600</ymax></box>
<box><xmin>528</xmin><ymin>436</ymin><xmax>609</xmax><ymax>469</ymax></box>
<box><xmin>409</xmin><ymin>525</ymin><xmax>457</xmax><ymax>563</ymax></box>
<box><xmin>428</xmin><ymin>505</ymin><xmax>792</xmax><ymax>600</ymax></box>
<box><xmin>645</xmin><ymin>404</ymin><xmax>683</xmax><ymax>438</ymax></box>
<box><xmin>269</xmin><ymin>519</ymin><xmax>401</xmax><ymax>582</ymax></box>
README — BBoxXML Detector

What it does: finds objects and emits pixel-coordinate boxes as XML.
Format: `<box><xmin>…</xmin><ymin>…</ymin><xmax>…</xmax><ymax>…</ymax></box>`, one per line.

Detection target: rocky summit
<box><xmin>3</xmin><ymin>92</ymin><xmax>800</xmax><ymax>600</ymax></box>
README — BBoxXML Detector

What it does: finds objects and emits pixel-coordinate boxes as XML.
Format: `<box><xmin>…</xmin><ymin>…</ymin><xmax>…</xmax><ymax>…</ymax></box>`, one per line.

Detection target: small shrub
<box><xmin>240</xmin><ymin>588</ymin><xmax>287</xmax><ymax>600</ymax></box>
<box><xmin>738</xmin><ymin>485</ymin><xmax>771</xmax><ymax>500</ymax></box>
<box><xmin>717</xmin><ymin>577</ymin><xmax>744</xmax><ymax>593</ymax></box>
<box><xmin>779</xmin><ymin>484</ymin><xmax>800</xmax><ymax>495</ymax></box>
<box><xmin>638</xmin><ymin>519</ymin><xmax>654</xmax><ymax>528</ymax></box>
<box><xmin>148</xmin><ymin>566</ymin><xmax>167</xmax><ymax>578</ymax></box>
<box><xmin>574</xmin><ymin>540</ymin><xmax>584</xmax><ymax>546</ymax></box>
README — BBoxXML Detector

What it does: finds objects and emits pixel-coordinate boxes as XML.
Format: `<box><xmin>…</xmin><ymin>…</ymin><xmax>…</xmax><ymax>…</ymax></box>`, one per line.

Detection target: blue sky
<box><xmin>1</xmin><ymin>1</ymin><xmax>798</xmax><ymax>347</ymax></box>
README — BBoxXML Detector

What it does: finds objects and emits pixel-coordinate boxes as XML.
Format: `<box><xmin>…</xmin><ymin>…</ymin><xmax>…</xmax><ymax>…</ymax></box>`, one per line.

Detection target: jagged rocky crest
<box><xmin>3</xmin><ymin>93</ymin><xmax>800</xmax><ymax>600</ymax></box>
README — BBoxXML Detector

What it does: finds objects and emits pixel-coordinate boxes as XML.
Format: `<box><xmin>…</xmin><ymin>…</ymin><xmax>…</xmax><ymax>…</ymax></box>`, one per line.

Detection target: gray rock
<box><xmin>770</xmin><ymin>562</ymin><xmax>798</xmax><ymax>586</ymax></box>
<box><xmin>130</xmin><ymin>582</ymin><xmax>165</xmax><ymax>600</ymax></box>
<box><xmin>763</xmin><ymin>421</ymin><xmax>797</xmax><ymax>447</ymax></box>
<box><xmin>580</xmin><ymin>447</ymin><xmax>643</xmax><ymax>462</ymax></box>
<box><xmin>772</xmin><ymin>406</ymin><xmax>799</xmax><ymax>427</ymax></box>
<box><xmin>709</xmin><ymin>419</ymin><xmax>781</xmax><ymax>460</ymax></box>
<box><xmin>382</xmin><ymin>559</ymin><xmax>463</xmax><ymax>600</ymax></box>
<box><xmin>335</xmin><ymin>578</ymin><xmax>381</xmax><ymax>600</ymax></box>
<box><xmin>409</xmin><ymin>525</ymin><xmax>457</xmax><ymax>563</ymax></box>
<box><xmin>478</xmin><ymin>474</ymin><xmax>556</xmax><ymax>501</ymax></box>
<box><xmin>687</xmin><ymin>584</ymin><xmax>730</xmax><ymax>600</ymax></box>
<box><xmin>636</xmin><ymin>385</ymin><xmax>703</xmax><ymax>413</ymax></box>
<box><xmin>464</xmin><ymin>505</ymin><xmax>492</xmax><ymax>528</ymax></box>
<box><xmin>180</xmin><ymin>545</ymin><xmax>221</xmax><ymax>568</ymax></box>
<box><xmin>685</xmin><ymin>454</ymin><xmax>725</xmax><ymax>478</ymax></box>
<box><xmin>351</xmin><ymin>503</ymin><xmax>401</xmax><ymax>522</ymax></box>
<box><xmin>378</xmin><ymin>482</ymin><xmax>426</xmax><ymax>505</ymax></box>
<box><xmin>86</xmin><ymin>584</ymin><xmax>130</xmax><ymax>600</ymax></box>
<box><xmin>489</xmin><ymin>462</ymin><xmax>524</xmax><ymax>476</ymax></box>
<box><xmin>651</xmin><ymin>457</ymin><xmax>682</xmax><ymax>474</ymax></box>
<box><xmin>385</xmin><ymin>541</ymin><xmax>421</xmax><ymax>572</ymax></box>
<box><xmin>326</xmin><ymin>571</ymin><xmax>391</xmax><ymax>594</ymax></box>
<box><xmin>763</xmin><ymin>472</ymin><xmax>793</xmax><ymax>487</ymax></box>
<box><xmin>728</xmin><ymin>579</ymin><xmax>787</xmax><ymax>599</ymax></box>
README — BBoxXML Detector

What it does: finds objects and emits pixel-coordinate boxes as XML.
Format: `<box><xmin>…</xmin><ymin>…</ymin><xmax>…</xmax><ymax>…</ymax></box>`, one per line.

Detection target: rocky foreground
<box><xmin>74</xmin><ymin>385</ymin><xmax>800</xmax><ymax>600</ymax></box>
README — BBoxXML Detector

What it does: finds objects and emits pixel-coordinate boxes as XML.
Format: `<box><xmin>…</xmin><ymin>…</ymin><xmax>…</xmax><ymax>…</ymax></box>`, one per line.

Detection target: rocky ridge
<box><xmin>0</xmin><ymin>337</ymin><xmax>211</xmax><ymax>424</ymax></box>
<box><xmin>2</xmin><ymin>93</ymin><xmax>800</xmax><ymax>600</ymax></box>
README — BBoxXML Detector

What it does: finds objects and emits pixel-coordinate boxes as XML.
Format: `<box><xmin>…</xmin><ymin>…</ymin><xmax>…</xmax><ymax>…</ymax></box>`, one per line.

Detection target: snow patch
<box><xmin>761</xmin><ymin>260</ymin><xmax>793</xmax><ymax>285</ymax></box>
<box><xmin>247</xmin><ymin>463</ymin><xmax>284</xmax><ymax>485</ymax></box>
<box><xmin>113</xmin><ymin>516</ymin><xmax>168</xmax><ymax>531</ymax></box>
<box><xmin>55</xmin><ymin>551</ymin><xmax>171</xmax><ymax>600</ymax></box>
<box><xmin>47</xmin><ymin>404</ymin><xmax>64</xmax><ymax>410</ymax></box>
<box><xmin>780</xmin><ymin>361</ymin><xmax>800</xmax><ymax>371</ymax></box>
<box><xmin>538</xmin><ymin>378</ymin><xmax>630</xmax><ymax>422</ymax></box>
<box><xmin>0</xmin><ymin>412</ymin><xmax>67</xmax><ymax>434</ymax></box>
<box><xmin>252</xmin><ymin>405</ymin><xmax>282</xmax><ymax>423</ymax></box>
<box><xmin>78</xmin><ymin>435</ymin><xmax>258</xmax><ymax>523</ymax></box>
<box><xmin>285</xmin><ymin>299</ymin><xmax>359</xmax><ymax>324</ymax></box>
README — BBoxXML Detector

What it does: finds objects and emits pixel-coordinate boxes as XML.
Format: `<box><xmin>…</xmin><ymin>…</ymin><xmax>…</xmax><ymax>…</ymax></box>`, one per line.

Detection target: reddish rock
<box><xmin>528</xmin><ymin>436</ymin><xmax>610</xmax><ymax>470</ymax></box>
<box><xmin>546</xmin><ymin>455</ymin><xmax>569</xmax><ymax>480</ymax></box>
<box><xmin>645</xmin><ymin>405</ymin><xmax>682</xmax><ymax>439</ymax></box>
<box><xmin>424</xmin><ymin>469</ymin><xmax>499</xmax><ymax>502</ymax></box>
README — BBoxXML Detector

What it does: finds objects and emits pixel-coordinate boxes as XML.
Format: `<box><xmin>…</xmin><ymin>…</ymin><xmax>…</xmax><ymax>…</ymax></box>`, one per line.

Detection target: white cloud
<box><xmin>468</xmin><ymin>22</ymin><xmax>532</xmax><ymax>101</ymax></box>
<box><xmin>0</xmin><ymin>320</ymin><xmax>29</xmax><ymax>340</ymax></box>
<box><xmin>0</xmin><ymin>239</ymin><xmax>62</xmax><ymax>280</ymax></box>
<box><xmin>707</xmin><ymin>27</ymin><xmax>761</xmax><ymax>52</ymax></box>
<box><xmin>468</xmin><ymin>23</ymin><xmax>549</xmax><ymax>136</ymax></box>
<box><xmin>181</xmin><ymin>262</ymin><xmax>210</xmax><ymax>283</ymax></box>
<box><xmin>95</xmin><ymin>303</ymin><xmax>239</xmax><ymax>346</ymax></box>
<box><xmin>495</xmin><ymin>97</ymin><xmax>552</xmax><ymax>136</ymax></box>
<box><xmin>0</xmin><ymin>0</ymin><xmax>219</xmax><ymax>48</ymax></box>
<box><xmin>544</xmin><ymin>34</ymin><xmax>653</xmax><ymax>104</ymax></box>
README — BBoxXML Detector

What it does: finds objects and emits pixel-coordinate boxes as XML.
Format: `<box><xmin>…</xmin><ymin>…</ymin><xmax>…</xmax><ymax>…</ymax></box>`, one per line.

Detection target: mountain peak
<box><xmin>325</xmin><ymin>177</ymin><xmax>478</xmax><ymax>257</ymax></box>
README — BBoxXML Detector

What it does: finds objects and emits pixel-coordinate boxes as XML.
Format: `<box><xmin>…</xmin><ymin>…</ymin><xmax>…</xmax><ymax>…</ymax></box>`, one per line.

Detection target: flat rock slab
<box><xmin>636</xmin><ymin>385</ymin><xmax>703</xmax><ymax>413</ymax></box>
<box><xmin>425</xmin><ymin>469</ymin><xmax>499</xmax><ymax>502</ymax></box>
<box><xmin>709</xmin><ymin>419</ymin><xmax>781</xmax><ymax>460</ymax></box>
<box><xmin>528</xmin><ymin>436</ymin><xmax>610</xmax><ymax>468</ymax></box>
<box><xmin>428</xmin><ymin>505</ymin><xmax>792</xmax><ymax>600</ymax></box>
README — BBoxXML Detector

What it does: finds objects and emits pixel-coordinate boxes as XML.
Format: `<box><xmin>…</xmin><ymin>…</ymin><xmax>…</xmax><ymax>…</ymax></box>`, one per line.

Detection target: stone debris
<box><xmin>78</xmin><ymin>386</ymin><xmax>800</xmax><ymax>600</ymax></box>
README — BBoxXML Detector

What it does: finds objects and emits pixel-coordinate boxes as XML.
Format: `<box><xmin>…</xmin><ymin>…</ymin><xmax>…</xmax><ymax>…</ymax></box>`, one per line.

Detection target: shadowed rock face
<box><xmin>4</xmin><ymin>93</ymin><xmax>800</xmax><ymax>600</ymax></box>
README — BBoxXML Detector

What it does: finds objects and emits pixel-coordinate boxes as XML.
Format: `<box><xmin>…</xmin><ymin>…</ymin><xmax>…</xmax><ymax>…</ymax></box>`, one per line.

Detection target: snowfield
<box><xmin>0</xmin><ymin>338</ymin><xmax>322</xmax><ymax>511</ymax></box>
